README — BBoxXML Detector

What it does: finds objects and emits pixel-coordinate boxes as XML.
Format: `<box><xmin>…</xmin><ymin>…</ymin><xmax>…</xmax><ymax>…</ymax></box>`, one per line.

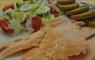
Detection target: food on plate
<box><xmin>50</xmin><ymin>5</ymin><xmax>61</xmax><ymax>16</ymax></box>
<box><xmin>57</xmin><ymin>0</ymin><xmax>75</xmax><ymax>4</ymax></box>
<box><xmin>56</xmin><ymin>3</ymin><xmax>79</xmax><ymax>11</ymax></box>
<box><xmin>39</xmin><ymin>33</ymin><xmax>87</xmax><ymax>60</ymax></box>
<box><xmin>0</xmin><ymin>0</ymin><xmax>57</xmax><ymax>34</ymax></box>
<box><xmin>66</xmin><ymin>5</ymin><xmax>89</xmax><ymax>16</ymax></box>
<box><xmin>0</xmin><ymin>17</ymin><xmax>64</xmax><ymax>59</ymax></box>
<box><xmin>0</xmin><ymin>0</ymin><xmax>95</xmax><ymax>60</ymax></box>
<box><xmin>0</xmin><ymin>16</ymin><xmax>95</xmax><ymax>60</ymax></box>
<box><xmin>22</xmin><ymin>37</ymin><xmax>87</xmax><ymax>60</ymax></box>
<box><xmin>56</xmin><ymin>0</ymin><xmax>95</xmax><ymax>28</ymax></box>
<box><xmin>2</xmin><ymin>3</ymin><xmax>14</xmax><ymax>12</ymax></box>
<box><xmin>0</xmin><ymin>18</ymin><xmax>14</xmax><ymax>33</ymax></box>
<box><xmin>85</xmin><ymin>17</ymin><xmax>95</xmax><ymax>28</ymax></box>
<box><xmin>84</xmin><ymin>39</ymin><xmax>95</xmax><ymax>60</ymax></box>
<box><xmin>0</xmin><ymin>0</ymin><xmax>22</xmax><ymax>8</ymax></box>
<box><xmin>21</xmin><ymin>17</ymin><xmax>88</xmax><ymax>60</ymax></box>
<box><xmin>85</xmin><ymin>33</ymin><xmax>95</xmax><ymax>40</ymax></box>
<box><xmin>70</xmin><ymin>9</ymin><xmax>95</xmax><ymax>20</ymax></box>
<box><xmin>21</xmin><ymin>48</ymin><xmax>51</xmax><ymax>60</ymax></box>
<box><xmin>21</xmin><ymin>16</ymin><xmax>95</xmax><ymax>60</ymax></box>
<box><xmin>87</xmin><ymin>20</ymin><xmax>95</xmax><ymax>28</ymax></box>
<box><xmin>29</xmin><ymin>16</ymin><xmax>42</xmax><ymax>32</ymax></box>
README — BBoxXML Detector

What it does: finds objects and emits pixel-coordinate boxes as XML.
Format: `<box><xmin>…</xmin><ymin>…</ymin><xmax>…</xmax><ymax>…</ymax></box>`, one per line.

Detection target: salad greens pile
<box><xmin>0</xmin><ymin>0</ymin><xmax>55</xmax><ymax>34</ymax></box>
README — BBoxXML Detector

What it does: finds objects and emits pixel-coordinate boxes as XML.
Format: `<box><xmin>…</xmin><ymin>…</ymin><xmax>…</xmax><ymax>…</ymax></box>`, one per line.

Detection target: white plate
<box><xmin>0</xmin><ymin>29</ymin><xmax>31</xmax><ymax>60</ymax></box>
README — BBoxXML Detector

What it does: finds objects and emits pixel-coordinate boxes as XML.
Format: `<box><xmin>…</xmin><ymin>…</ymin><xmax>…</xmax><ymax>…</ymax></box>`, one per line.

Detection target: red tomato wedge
<box><xmin>0</xmin><ymin>19</ymin><xmax>8</xmax><ymax>27</ymax></box>
<box><xmin>31</xmin><ymin>16</ymin><xmax>42</xmax><ymax>32</ymax></box>
<box><xmin>2</xmin><ymin>3</ymin><xmax>14</xmax><ymax>12</ymax></box>
<box><xmin>0</xmin><ymin>19</ymin><xmax>14</xmax><ymax>33</ymax></box>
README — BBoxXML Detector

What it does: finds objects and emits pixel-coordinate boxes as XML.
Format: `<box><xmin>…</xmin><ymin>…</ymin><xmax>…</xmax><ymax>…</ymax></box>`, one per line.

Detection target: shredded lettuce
<box><xmin>15</xmin><ymin>2</ymin><xmax>25</xmax><ymax>9</ymax></box>
<box><xmin>0</xmin><ymin>10</ymin><xmax>10</xmax><ymax>20</ymax></box>
<box><xmin>7</xmin><ymin>10</ymin><xmax>26</xmax><ymax>32</ymax></box>
<box><xmin>14</xmin><ymin>11</ymin><xmax>24</xmax><ymax>21</ymax></box>
<box><xmin>30</xmin><ymin>0</ymin><xmax>39</xmax><ymax>3</ymax></box>
<box><xmin>33</xmin><ymin>0</ymin><xmax>50</xmax><ymax>15</ymax></box>
<box><xmin>19</xmin><ymin>3</ymin><xmax>33</xmax><ymax>11</ymax></box>
<box><xmin>9</xmin><ymin>20</ymin><xmax>25</xmax><ymax>33</ymax></box>
<box><xmin>20</xmin><ymin>0</ymin><xmax>49</xmax><ymax>14</ymax></box>
<box><xmin>35</xmin><ymin>5</ymin><xmax>50</xmax><ymax>15</ymax></box>
<box><xmin>0</xmin><ymin>10</ymin><xmax>4</xmax><ymax>18</ymax></box>
<box><xmin>6</xmin><ymin>9</ymin><xmax>14</xmax><ymax>19</ymax></box>
<box><xmin>0</xmin><ymin>0</ymin><xmax>56</xmax><ymax>33</ymax></box>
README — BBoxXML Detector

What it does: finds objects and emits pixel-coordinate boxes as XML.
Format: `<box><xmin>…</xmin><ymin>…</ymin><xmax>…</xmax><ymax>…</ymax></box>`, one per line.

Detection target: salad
<box><xmin>0</xmin><ymin>0</ymin><xmax>60</xmax><ymax>34</ymax></box>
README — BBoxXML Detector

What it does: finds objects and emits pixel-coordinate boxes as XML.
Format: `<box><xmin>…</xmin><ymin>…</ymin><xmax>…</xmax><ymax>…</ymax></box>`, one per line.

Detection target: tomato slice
<box><xmin>2</xmin><ymin>27</ymin><xmax>14</xmax><ymax>33</ymax></box>
<box><xmin>0</xmin><ymin>19</ymin><xmax>14</xmax><ymax>33</ymax></box>
<box><xmin>0</xmin><ymin>19</ymin><xmax>8</xmax><ymax>27</ymax></box>
<box><xmin>2</xmin><ymin>3</ymin><xmax>14</xmax><ymax>12</ymax></box>
<box><xmin>32</xmin><ymin>16</ymin><xmax>42</xmax><ymax>32</ymax></box>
